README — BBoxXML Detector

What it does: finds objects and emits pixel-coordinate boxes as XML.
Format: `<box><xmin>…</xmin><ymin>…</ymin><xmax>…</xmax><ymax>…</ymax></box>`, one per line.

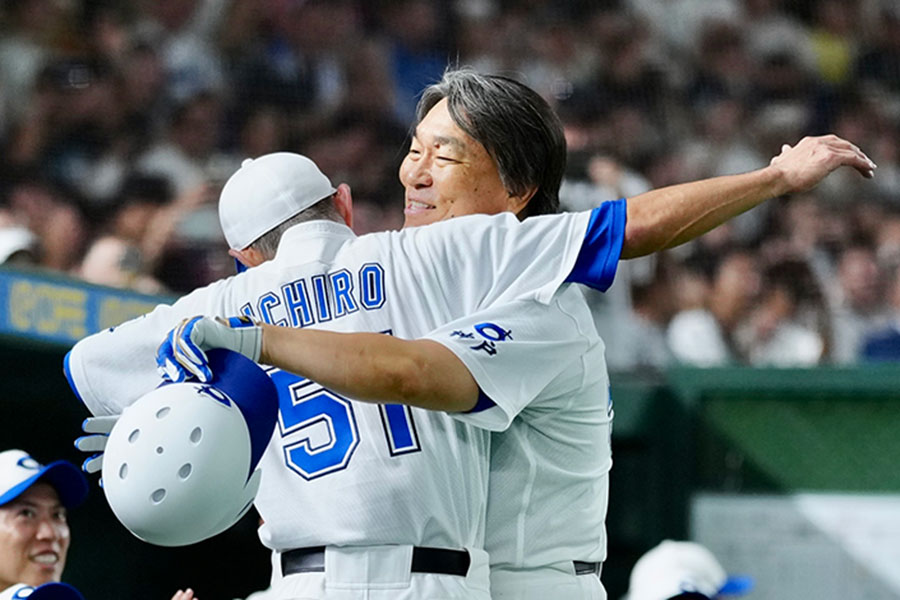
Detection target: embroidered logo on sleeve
<box><xmin>451</xmin><ymin>322</ymin><xmax>513</xmax><ymax>356</ymax></box>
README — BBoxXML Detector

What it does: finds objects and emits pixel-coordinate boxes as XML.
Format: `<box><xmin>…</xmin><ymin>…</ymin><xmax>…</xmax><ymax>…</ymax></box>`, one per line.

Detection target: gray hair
<box><xmin>249</xmin><ymin>195</ymin><xmax>341</xmax><ymax>259</ymax></box>
<box><xmin>415</xmin><ymin>68</ymin><xmax>566</xmax><ymax>218</ymax></box>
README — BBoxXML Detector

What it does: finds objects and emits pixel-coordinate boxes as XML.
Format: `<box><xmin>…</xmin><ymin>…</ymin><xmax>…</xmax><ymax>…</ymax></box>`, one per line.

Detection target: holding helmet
<box><xmin>78</xmin><ymin>349</ymin><xmax>277</xmax><ymax>547</ymax></box>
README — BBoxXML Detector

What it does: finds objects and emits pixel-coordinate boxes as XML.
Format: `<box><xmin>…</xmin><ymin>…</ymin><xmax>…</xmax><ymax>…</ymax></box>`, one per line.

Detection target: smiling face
<box><xmin>0</xmin><ymin>483</ymin><xmax>70</xmax><ymax>589</ymax></box>
<box><xmin>399</xmin><ymin>98</ymin><xmax>528</xmax><ymax>228</ymax></box>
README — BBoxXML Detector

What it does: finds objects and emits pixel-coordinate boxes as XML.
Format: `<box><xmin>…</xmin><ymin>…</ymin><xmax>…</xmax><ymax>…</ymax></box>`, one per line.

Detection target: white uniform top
<box><xmin>66</xmin><ymin>207</ymin><xmax>624</xmax><ymax>556</ymax></box>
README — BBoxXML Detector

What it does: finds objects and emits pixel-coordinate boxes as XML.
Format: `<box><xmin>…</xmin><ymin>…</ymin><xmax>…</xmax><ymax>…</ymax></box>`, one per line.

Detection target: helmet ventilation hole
<box><xmin>128</xmin><ymin>429</ymin><xmax>140</xmax><ymax>443</ymax></box>
<box><xmin>151</xmin><ymin>488</ymin><xmax>166</xmax><ymax>504</ymax></box>
<box><xmin>119</xmin><ymin>463</ymin><xmax>128</xmax><ymax>479</ymax></box>
<box><xmin>178</xmin><ymin>463</ymin><xmax>192</xmax><ymax>479</ymax></box>
<box><xmin>156</xmin><ymin>406</ymin><xmax>171</xmax><ymax>419</ymax></box>
<box><xmin>190</xmin><ymin>427</ymin><xmax>202</xmax><ymax>444</ymax></box>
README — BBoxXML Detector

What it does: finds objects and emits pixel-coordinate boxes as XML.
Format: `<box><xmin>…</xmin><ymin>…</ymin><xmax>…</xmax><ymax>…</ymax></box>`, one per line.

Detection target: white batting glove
<box><xmin>73</xmin><ymin>415</ymin><xmax>119</xmax><ymax>476</ymax></box>
<box><xmin>156</xmin><ymin>316</ymin><xmax>263</xmax><ymax>383</ymax></box>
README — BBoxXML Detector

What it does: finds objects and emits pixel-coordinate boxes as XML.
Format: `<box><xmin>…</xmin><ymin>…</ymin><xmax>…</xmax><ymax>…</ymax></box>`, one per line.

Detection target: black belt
<box><xmin>573</xmin><ymin>560</ymin><xmax>602</xmax><ymax>576</ymax></box>
<box><xmin>281</xmin><ymin>546</ymin><xmax>471</xmax><ymax>577</ymax></box>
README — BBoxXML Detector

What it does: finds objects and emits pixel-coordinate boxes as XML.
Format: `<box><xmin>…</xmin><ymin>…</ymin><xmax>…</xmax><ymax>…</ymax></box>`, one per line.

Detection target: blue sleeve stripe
<box><xmin>63</xmin><ymin>350</ymin><xmax>86</xmax><ymax>406</ymax></box>
<box><xmin>565</xmin><ymin>198</ymin><xmax>626</xmax><ymax>292</ymax></box>
<box><xmin>466</xmin><ymin>388</ymin><xmax>496</xmax><ymax>413</ymax></box>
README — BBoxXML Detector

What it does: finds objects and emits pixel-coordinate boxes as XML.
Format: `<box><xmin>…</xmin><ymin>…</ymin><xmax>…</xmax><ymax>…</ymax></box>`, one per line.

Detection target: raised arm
<box><xmin>621</xmin><ymin>135</ymin><xmax>876</xmax><ymax>259</ymax></box>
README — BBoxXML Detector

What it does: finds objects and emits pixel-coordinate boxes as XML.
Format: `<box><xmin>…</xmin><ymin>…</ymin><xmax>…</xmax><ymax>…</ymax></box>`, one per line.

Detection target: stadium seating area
<box><xmin>1</xmin><ymin>0</ymin><xmax>899</xmax><ymax>367</ymax></box>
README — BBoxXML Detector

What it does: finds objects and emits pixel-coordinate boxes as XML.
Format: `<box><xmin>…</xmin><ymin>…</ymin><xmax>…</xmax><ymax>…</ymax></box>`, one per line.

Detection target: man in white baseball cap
<box><xmin>0</xmin><ymin>450</ymin><xmax>88</xmax><ymax>595</ymax></box>
<box><xmin>217</xmin><ymin>153</ymin><xmax>341</xmax><ymax>272</ymax></box>
<box><xmin>626</xmin><ymin>540</ymin><xmax>753</xmax><ymax>600</ymax></box>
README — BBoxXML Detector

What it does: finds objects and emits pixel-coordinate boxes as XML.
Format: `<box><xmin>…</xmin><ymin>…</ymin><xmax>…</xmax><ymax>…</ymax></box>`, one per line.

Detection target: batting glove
<box><xmin>74</xmin><ymin>415</ymin><xmax>119</xmax><ymax>476</ymax></box>
<box><xmin>156</xmin><ymin>315</ymin><xmax>263</xmax><ymax>383</ymax></box>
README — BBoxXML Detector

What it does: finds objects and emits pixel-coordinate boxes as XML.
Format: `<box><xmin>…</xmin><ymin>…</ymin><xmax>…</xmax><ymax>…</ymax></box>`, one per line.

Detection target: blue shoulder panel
<box><xmin>565</xmin><ymin>199</ymin><xmax>626</xmax><ymax>292</ymax></box>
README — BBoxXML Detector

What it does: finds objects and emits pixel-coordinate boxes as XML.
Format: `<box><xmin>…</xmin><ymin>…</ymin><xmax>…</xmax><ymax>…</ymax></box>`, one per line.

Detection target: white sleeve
<box><xmin>399</xmin><ymin>210</ymin><xmax>595</xmax><ymax>307</ymax></box>
<box><xmin>64</xmin><ymin>279</ymin><xmax>233</xmax><ymax>416</ymax></box>
<box><xmin>423</xmin><ymin>288</ymin><xmax>596</xmax><ymax>431</ymax></box>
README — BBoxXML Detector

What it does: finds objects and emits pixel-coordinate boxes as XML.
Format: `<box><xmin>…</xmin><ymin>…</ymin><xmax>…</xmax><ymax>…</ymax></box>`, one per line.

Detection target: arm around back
<box><xmin>259</xmin><ymin>324</ymin><xmax>480</xmax><ymax>412</ymax></box>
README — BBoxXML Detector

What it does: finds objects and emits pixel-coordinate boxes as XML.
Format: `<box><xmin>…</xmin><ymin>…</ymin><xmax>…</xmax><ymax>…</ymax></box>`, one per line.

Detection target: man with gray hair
<box><xmin>394</xmin><ymin>67</ymin><xmax>875</xmax><ymax>600</ymax></box>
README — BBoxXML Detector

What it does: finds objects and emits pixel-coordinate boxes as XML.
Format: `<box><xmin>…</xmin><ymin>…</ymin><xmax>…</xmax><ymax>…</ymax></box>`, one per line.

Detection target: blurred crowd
<box><xmin>0</xmin><ymin>0</ymin><xmax>899</xmax><ymax>368</ymax></box>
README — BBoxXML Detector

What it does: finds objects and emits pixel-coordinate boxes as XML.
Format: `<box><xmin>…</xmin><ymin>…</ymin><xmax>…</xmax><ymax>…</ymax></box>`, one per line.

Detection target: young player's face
<box><xmin>400</xmin><ymin>98</ymin><xmax>522</xmax><ymax>228</ymax></box>
<box><xmin>0</xmin><ymin>483</ymin><xmax>70</xmax><ymax>589</ymax></box>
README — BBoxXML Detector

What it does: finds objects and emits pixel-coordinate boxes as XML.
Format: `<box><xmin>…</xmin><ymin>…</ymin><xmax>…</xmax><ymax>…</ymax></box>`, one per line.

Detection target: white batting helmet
<box><xmin>101</xmin><ymin>349</ymin><xmax>278</xmax><ymax>547</ymax></box>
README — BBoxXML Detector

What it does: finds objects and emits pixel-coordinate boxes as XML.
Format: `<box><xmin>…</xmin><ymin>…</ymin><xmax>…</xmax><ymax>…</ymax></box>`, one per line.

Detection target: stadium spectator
<box><xmin>667</xmin><ymin>249</ymin><xmax>762</xmax><ymax>366</ymax></box>
<box><xmin>860</xmin><ymin>260</ymin><xmax>900</xmax><ymax>362</ymax></box>
<box><xmin>829</xmin><ymin>244</ymin><xmax>890</xmax><ymax>363</ymax></box>
<box><xmin>737</xmin><ymin>257</ymin><xmax>828</xmax><ymax>366</ymax></box>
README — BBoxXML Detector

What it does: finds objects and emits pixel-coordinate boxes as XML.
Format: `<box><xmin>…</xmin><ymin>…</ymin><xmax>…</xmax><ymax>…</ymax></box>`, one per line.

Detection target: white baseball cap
<box><xmin>218</xmin><ymin>153</ymin><xmax>337</xmax><ymax>250</ymax></box>
<box><xmin>0</xmin><ymin>583</ymin><xmax>85</xmax><ymax>600</ymax></box>
<box><xmin>102</xmin><ymin>349</ymin><xmax>279</xmax><ymax>547</ymax></box>
<box><xmin>627</xmin><ymin>540</ymin><xmax>753</xmax><ymax>600</ymax></box>
<box><xmin>0</xmin><ymin>450</ymin><xmax>88</xmax><ymax>509</ymax></box>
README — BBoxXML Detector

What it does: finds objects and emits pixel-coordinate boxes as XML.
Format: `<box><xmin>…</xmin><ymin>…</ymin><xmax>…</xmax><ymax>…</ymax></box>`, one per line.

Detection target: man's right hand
<box><xmin>156</xmin><ymin>316</ymin><xmax>263</xmax><ymax>383</ymax></box>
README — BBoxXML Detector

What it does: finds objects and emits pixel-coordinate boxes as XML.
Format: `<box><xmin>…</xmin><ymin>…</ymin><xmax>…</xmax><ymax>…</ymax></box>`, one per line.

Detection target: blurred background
<box><xmin>1</xmin><ymin>0</ymin><xmax>899</xmax><ymax>598</ymax></box>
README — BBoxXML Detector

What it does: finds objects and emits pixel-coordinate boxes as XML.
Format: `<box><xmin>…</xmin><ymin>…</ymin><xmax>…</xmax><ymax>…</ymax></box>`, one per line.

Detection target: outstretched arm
<box><xmin>621</xmin><ymin>135</ymin><xmax>876</xmax><ymax>258</ymax></box>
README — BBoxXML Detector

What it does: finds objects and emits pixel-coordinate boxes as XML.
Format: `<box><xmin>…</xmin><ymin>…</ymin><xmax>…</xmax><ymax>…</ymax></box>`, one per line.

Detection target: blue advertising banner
<box><xmin>0</xmin><ymin>267</ymin><xmax>169</xmax><ymax>347</ymax></box>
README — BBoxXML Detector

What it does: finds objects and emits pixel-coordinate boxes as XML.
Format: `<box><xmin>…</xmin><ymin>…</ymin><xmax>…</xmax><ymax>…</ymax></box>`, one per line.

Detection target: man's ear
<box><xmin>229</xmin><ymin>246</ymin><xmax>266</xmax><ymax>268</ymax></box>
<box><xmin>508</xmin><ymin>186</ymin><xmax>537</xmax><ymax>219</ymax></box>
<box><xmin>333</xmin><ymin>183</ymin><xmax>353</xmax><ymax>229</ymax></box>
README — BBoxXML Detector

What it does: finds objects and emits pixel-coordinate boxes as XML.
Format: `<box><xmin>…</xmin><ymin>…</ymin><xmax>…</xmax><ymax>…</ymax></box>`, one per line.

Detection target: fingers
<box><xmin>156</xmin><ymin>320</ymin><xmax>208</xmax><ymax>383</ymax></box>
<box><xmin>82</xmin><ymin>452</ymin><xmax>103</xmax><ymax>474</ymax></box>
<box><xmin>74</xmin><ymin>434</ymin><xmax>107</xmax><ymax>453</ymax></box>
<box><xmin>82</xmin><ymin>415</ymin><xmax>118</xmax><ymax>434</ymax></box>
<box><xmin>157</xmin><ymin>328</ymin><xmax>189</xmax><ymax>383</ymax></box>
<box><xmin>813</xmin><ymin>134</ymin><xmax>877</xmax><ymax>176</ymax></box>
<box><xmin>174</xmin><ymin>317</ymin><xmax>213</xmax><ymax>382</ymax></box>
<box><xmin>171</xmin><ymin>589</ymin><xmax>196</xmax><ymax>600</ymax></box>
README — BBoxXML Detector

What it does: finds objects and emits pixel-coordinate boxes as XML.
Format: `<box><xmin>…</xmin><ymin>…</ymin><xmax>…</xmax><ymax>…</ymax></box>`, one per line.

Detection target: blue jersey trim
<box><xmin>565</xmin><ymin>198</ymin><xmax>626</xmax><ymax>292</ymax></box>
<box><xmin>63</xmin><ymin>350</ymin><xmax>86</xmax><ymax>406</ymax></box>
<box><xmin>467</xmin><ymin>388</ymin><xmax>496</xmax><ymax>413</ymax></box>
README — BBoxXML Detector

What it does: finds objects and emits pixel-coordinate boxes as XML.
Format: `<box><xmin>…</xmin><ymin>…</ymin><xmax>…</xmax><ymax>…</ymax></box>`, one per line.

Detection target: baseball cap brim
<box><xmin>0</xmin><ymin>460</ymin><xmax>89</xmax><ymax>509</ymax></box>
<box><xmin>719</xmin><ymin>575</ymin><xmax>754</xmax><ymax>596</ymax></box>
<box><xmin>205</xmin><ymin>349</ymin><xmax>279</xmax><ymax>477</ymax></box>
<box><xmin>30</xmin><ymin>583</ymin><xmax>85</xmax><ymax>600</ymax></box>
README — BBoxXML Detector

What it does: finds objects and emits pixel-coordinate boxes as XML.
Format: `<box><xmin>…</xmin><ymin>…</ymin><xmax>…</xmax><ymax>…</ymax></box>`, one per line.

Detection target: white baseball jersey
<box><xmin>66</xmin><ymin>206</ymin><xmax>624</xmax><ymax>563</ymax></box>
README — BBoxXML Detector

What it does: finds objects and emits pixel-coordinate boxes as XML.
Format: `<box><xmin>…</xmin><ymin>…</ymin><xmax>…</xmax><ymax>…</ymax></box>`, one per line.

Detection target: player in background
<box><xmin>0</xmin><ymin>450</ymin><xmax>87</xmax><ymax>594</ymax></box>
<box><xmin>0</xmin><ymin>450</ymin><xmax>197</xmax><ymax>600</ymax></box>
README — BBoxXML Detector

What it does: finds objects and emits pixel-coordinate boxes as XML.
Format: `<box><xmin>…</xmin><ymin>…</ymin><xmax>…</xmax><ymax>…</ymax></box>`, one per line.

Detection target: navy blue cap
<box><xmin>0</xmin><ymin>582</ymin><xmax>85</xmax><ymax>600</ymax></box>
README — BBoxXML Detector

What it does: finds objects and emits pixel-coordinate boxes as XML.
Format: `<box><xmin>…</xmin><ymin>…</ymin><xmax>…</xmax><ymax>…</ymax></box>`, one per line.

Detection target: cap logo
<box><xmin>196</xmin><ymin>385</ymin><xmax>232</xmax><ymax>407</ymax></box>
<box><xmin>13</xmin><ymin>586</ymin><xmax>34</xmax><ymax>599</ymax></box>
<box><xmin>16</xmin><ymin>456</ymin><xmax>41</xmax><ymax>471</ymax></box>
